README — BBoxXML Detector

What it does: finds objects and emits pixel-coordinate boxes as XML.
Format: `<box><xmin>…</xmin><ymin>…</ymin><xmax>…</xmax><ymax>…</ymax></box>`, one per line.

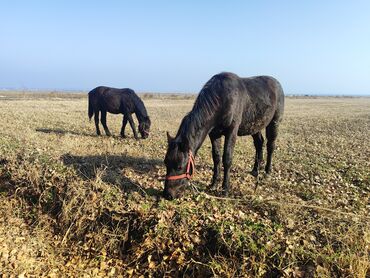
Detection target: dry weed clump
<box><xmin>0</xmin><ymin>95</ymin><xmax>369</xmax><ymax>277</ymax></box>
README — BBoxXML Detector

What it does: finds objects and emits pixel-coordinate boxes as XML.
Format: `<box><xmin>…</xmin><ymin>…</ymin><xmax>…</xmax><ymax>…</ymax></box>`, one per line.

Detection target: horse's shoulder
<box><xmin>212</xmin><ymin>72</ymin><xmax>240</xmax><ymax>82</ymax></box>
<box><xmin>97</xmin><ymin>86</ymin><xmax>110</xmax><ymax>91</ymax></box>
<box><xmin>246</xmin><ymin>75</ymin><xmax>279</xmax><ymax>84</ymax></box>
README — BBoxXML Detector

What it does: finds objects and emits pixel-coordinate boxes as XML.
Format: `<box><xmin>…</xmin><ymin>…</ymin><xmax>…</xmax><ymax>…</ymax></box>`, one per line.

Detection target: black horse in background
<box><xmin>88</xmin><ymin>86</ymin><xmax>151</xmax><ymax>139</ymax></box>
<box><xmin>164</xmin><ymin>72</ymin><xmax>284</xmax><ymax>199</ymax></box>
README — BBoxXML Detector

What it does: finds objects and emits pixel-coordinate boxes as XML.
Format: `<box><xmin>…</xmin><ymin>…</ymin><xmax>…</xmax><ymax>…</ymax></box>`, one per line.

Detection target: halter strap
<box><xmin>165</xmin><ymin>151</ymin><xmax>195</xmax><ymax>181</ymax></box>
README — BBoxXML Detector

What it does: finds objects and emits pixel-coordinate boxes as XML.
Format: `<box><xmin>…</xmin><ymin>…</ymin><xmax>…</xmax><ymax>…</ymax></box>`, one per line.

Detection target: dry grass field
<box><xmin>0</xmin><ymin>93</ymin><xmax>369</xmax><ymax>277</ymax></box>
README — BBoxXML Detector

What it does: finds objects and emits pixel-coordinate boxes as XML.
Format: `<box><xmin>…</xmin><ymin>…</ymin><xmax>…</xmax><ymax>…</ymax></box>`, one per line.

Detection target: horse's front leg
<box><xmin>209</xmin><ymin>132</ymin><xmax>222</xmax><ymax>190</ymax></box>
<box><xmin>222</xmin><ymin>128</ymin><xmax>237</xmax><ymax>195</ymax></box>
<box><xmin>120</xmin><ymin>116</ymin><xmax>128</xmax><ymax>138</ymax></box>
<box><xmin>126</xmin><ymin>113</ymin><xmax>139</xmax><ymax>139</ymax></box>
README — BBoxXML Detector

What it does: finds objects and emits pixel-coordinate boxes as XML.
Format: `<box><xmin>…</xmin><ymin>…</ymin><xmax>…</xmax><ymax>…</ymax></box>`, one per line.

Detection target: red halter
<box><xmin>165</xmin><ymin>151</ymin><xmax>195</xmax><ymax>181</ymax></box>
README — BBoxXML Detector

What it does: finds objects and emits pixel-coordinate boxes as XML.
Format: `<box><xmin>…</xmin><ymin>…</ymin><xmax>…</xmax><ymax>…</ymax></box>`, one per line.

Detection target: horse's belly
<box><xmin>103</xmin><ymin>102</ymin><xmax>121</xmax><ymax>114</ymax></box>
<box><xmin>237</xmin><ymin>108</ymin><xmax>275</xmax><ymax>136</ymax></box>
<box><xmin>237</xmin><ymin>121</ymin><xmax>267</xmax><ymax>136</ymax></box>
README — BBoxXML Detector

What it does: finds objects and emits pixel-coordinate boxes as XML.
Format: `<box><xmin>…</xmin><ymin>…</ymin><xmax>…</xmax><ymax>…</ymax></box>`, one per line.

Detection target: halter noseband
<box><xmin>165</xmin><ymin>151</ymin><xmax>195</xmax><ymax>181</ymax></box>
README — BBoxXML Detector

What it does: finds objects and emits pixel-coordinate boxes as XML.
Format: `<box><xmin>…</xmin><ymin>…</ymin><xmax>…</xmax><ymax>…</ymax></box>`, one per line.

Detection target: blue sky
<box><xmin>1</xmin><ymin>1</ymin><xmax>370</xmax><ymax>95</ymax></box>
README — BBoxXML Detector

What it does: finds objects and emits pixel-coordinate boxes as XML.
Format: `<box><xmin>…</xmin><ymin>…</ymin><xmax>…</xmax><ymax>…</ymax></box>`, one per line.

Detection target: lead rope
<box><xmin>190</xmin><ymin>184</ymin><xmax>369</xmax><ymax>220</ymax></box>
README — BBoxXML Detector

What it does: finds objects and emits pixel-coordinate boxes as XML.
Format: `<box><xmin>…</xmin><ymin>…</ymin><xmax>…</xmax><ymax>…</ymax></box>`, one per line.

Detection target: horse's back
<box><xmin>207</xmin><ymin>73</ymin><xmax>283</xmax><ymax>105</ymax></box>
<box><xmin>205</xmin><ymin>73</ymin><xmax>284</xmax><ymax>136</ymax></box>
<box><xmin>243</xmin><ymin>76</ymin><xmax>284</xmax><ymax>112</ymax></box>
<box><xmin>89</xmin><ymin>86</ymin><xmax>136</xmax><ymax>114</ymax></box>
<box><xmin>239</xmin><ymin>76</ymin><xmax>284</xmax><ymax>135</ymax></box>
<box><xmin>248</xmin><ymin>76</ymin><xmax>284</xmax><ymax>122</ymax></box>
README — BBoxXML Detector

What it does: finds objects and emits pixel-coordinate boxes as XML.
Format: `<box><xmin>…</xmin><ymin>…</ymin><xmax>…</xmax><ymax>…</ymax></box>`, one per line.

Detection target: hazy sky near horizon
<box><xmin>1</xmin><ymin>1</ymin><xmax>370</xmax><ymax>95</ymax></box>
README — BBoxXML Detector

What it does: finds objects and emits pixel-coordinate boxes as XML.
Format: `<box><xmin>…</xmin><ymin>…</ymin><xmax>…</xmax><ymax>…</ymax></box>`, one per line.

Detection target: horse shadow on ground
<box><xmin>61</xmin><ymin>153</ymin><xmax>163</xmax><ymax>197</ymax></box>
<box><xmin>36</xmin><ymin>128</ymin><xmax>95</xmax><ymax>137</ymax></box>
<box><xmin>37</xmin><ymin>128</ymin><xmax>139</xmax><ymax>139</ymax></box>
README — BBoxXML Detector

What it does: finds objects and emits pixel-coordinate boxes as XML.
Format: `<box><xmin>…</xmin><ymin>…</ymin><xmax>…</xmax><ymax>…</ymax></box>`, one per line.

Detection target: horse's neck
<box><xmin>134</xmin><ymin>109</ymin><xmax>144</xmax><ymax>122</ymax></box>
<box><xmin>178</xmin><ymin>113</ymin><xmax>214</xmax><ymax>155</ymax></box>
<box><xmin>134</xmin><ymin>100</ymin><xmax>147</xmax><ymax>123</ymax></box>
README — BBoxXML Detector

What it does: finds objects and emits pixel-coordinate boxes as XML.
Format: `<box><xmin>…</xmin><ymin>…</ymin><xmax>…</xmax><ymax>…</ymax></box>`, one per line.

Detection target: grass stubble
<box><xmin>0</xmin><ymin>93</ymin><xmax>369</xmax><ymax>277</ymax></box>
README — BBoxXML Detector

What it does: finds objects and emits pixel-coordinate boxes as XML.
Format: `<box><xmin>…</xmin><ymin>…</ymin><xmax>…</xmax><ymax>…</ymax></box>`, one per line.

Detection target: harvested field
<box><xmin>0</xmin><ymin>94</ymin><xmax>369</xmax><ymax>277</ymax></box>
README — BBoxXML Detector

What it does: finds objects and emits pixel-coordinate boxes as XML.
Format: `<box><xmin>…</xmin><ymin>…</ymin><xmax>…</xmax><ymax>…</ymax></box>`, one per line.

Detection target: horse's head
<box><xmin>138</xmin><ymin>116</ymin><xmax>151</xmax><ymax>139</ymax></box>
<box><xmin>163</xmin><ymin>132</ymin><xmax>194</xmax><ymax>200</ymax></box>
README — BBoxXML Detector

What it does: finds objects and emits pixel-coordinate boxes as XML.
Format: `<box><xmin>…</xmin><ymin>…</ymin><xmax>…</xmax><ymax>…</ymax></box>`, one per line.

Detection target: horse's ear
<box><xmin>166</xmin><ymin>131</ymin><xmax>174</xmax><ymax>143</ymax></box>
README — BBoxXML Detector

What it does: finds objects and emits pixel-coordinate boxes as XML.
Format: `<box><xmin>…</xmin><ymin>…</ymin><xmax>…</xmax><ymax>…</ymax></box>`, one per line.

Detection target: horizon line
<box><xmin>0</xmin><ymin>88</ymin><xmax>369</xmax><ymax>97</ymax></box>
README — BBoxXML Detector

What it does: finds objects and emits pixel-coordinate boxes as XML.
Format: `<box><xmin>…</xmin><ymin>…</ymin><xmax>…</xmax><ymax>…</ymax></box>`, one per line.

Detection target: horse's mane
<box><xmin>177</xmin><ymin>75</ymin><xmax>222</xmax><ymax>138</ymax></box>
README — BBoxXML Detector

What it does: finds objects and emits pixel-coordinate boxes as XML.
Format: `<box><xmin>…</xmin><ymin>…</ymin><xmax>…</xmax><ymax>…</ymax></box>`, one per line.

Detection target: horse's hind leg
<box><xmin>251</xmin><ymin>132</ymin><xmax>264</xmax><ymax>177</ymax></box>
<box><xmin>100</xmin><ymin>110</ymin><xmax>111</xmax><ymax>136</ymax></box>
<box><xmin>120</xmin><ymin>116</ymin><xmax>128</xmax><ymax>138</ymax></box>
<box><xmin>209</xmin><ymin>131</ymin><xmax>222</xmax><ymax>190</ymax></box>
<box><xmin>94</xmin><ymin>110</ymin><xmax>101</xmax><ymax>136</ymax></box>
<box><xmin>265</xmin><ymin>118</ymin><xmax>279</xmax><ymax>175</ymax></box>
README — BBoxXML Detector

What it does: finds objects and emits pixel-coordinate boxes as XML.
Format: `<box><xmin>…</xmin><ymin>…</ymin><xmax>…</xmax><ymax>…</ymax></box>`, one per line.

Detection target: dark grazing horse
<box><xmin>164</xmin><ymin>72</ymin><xmax>284</xmax><ymax>199</ymax></box>
<box><xmin>88</xmin><ymin>86</ymin><xmax>151</xmax><ymax>139</ymax></box>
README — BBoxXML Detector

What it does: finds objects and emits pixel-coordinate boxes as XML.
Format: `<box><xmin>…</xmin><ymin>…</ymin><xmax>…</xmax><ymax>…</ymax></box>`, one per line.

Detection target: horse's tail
<box><xmin>88</xmin><ymin>91</ymin><xmax>94</xmax><ymax>121</ymax></box>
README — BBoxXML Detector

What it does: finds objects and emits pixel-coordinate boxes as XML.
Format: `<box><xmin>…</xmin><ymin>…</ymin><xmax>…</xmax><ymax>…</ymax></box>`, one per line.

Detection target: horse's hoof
<box><xmin>250</xmin><ymin>170</ymin><xmax>259</xmax><ymax>177</ymax></box>
<box><xmin>121</xmin><ymin>134</ymin><xmax>127</xmax><ymax>138</ymax></box>
<box><xmin>264</xmin><ymin>172</ymin><xmax>272</xmax><ymax>180</ymax></box>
